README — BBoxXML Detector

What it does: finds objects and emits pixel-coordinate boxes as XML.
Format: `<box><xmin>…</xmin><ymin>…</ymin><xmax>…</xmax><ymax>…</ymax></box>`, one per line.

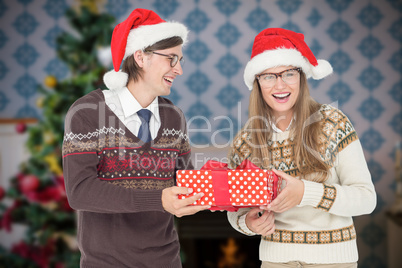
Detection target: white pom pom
<box><xmin>311</xmin><ymin>59</ymin><xmax>333</xmax><ymax>80</ymax></box>
<box><xmin>103</xmin><ymin>70</ymin><xmax>128</xmax><ymax>90</ymax></box>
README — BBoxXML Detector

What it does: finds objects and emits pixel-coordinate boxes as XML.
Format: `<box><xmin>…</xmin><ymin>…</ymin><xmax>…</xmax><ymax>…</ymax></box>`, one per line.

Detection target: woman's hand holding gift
<box><xmin>245</xmin><ymin>208</ymin><xmax>275</xmax><ymax>236</ymax></box>
<box><xmin>261</xmin><ymin>169</ymin><xmax>304</xmax><ymax>213</ymax></box>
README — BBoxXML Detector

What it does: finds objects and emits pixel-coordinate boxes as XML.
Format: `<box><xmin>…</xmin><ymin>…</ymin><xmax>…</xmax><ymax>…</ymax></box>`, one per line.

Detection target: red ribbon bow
<box><xmin>200</xmin><ymin>159</ymin><xmax>258</xmax><ymax>171</ymax></box>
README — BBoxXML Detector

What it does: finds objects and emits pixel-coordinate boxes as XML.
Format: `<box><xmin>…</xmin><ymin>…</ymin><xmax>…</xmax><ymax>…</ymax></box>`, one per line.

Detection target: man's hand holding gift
<box><xmin>162</xmin><ymin>187</ymin><xmax>211</xmax><ymax>217</ymax></box>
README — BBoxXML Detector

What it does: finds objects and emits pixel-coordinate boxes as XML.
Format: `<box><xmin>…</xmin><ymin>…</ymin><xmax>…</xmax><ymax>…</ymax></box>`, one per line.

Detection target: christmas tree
<box><xmin>0</xmin><ymin>3</ymin><xmax>115</xmax><ymax>267</ymax></box>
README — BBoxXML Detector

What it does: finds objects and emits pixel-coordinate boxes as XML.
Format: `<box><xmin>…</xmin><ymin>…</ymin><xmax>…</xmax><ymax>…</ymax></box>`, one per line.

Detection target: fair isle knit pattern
<box><xmin>317</xmin><ymin>184</ymin><xmax>336</xmax><ymax>212</ymax></box>
<box><xmin>263</xmin><ymin>225</ymin><xmax>356</xmax><ymax>244</ymax></box>
<box><xmin>63</xmin><ymin>129</ymin><xmax>185</xmax><ymax>190</ymax></box>
<box><xmin>63</xmin><ymin>131</ymin><xmax>188</xmax><ymax>186</ymax></box>
<box><xmin>162</xmin><ymin>128</ymin><xmax>189</xmax><ymax>141</ymax></box>
<box><xmin>64</xmin><ymin>126</ymin><xmax>126</xmax><ymax>141</ymax></box>
<box><xmin>227</xmin><ymin>104</ymin><xmax>376</xmax><ymax>264</ymax></box>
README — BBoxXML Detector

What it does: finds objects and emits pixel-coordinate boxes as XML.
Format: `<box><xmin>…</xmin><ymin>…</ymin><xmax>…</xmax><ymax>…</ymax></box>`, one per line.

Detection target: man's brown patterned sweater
<box><xmin>62</xmin><ymin>89</ymin><xmax>192</xmax><ymax>268</ymax></box>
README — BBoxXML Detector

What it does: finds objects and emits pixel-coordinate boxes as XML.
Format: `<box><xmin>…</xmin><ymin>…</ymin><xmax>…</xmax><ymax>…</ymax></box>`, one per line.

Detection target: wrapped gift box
<box><xmin>176</xmin><ymin>160</ymin><xmax>282</xmax><ymax>211</ymax></box>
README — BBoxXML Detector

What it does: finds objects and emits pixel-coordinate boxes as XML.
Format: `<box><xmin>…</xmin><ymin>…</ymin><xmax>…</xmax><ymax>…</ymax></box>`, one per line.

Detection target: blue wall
<box><xmin>0</xmin><ymin>0</ymin><xmax>401</xmax><ymax>267</ymax></box>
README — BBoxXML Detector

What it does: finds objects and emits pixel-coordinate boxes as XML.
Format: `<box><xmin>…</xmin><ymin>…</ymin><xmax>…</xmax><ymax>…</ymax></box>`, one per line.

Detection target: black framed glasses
<box><xmin>256</xmin><ymin>67</ymin><xmax>301</xmax><ymax>88</ymax></box>
<box><xmin>148</xmin><ymin>51</ymin><xmax>184</xmax><ymax>67</ymax></box>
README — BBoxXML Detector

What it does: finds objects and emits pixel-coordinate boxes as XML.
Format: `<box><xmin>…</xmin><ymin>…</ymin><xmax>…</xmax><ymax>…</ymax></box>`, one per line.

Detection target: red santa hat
<box><xmin>103</xmin><ymin>8</ymin><xmax>188</xmax><ymax>90</ymax></box>
<box><xmin>244</xmin><ymin>28</ymin><xmax>333</xmax><ymax>90</ymax></box>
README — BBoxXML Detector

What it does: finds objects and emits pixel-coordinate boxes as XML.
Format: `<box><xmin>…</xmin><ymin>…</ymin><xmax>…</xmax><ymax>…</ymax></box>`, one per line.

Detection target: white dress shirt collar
<box><xmin>270</xmin><ymin>116</ymin><xmax>294</xmax><ymax>133</ymax></box>
<box><xmin>118</xmin><ymin>87</ymin><xmax>160</xmax><ymax>123</ymax></box>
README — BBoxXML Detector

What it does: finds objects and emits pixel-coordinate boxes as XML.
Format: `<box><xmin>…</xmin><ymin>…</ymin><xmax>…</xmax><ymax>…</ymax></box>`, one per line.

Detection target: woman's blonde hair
<box><xmin>245</xmin><ymin>71</ymin><xmax>329</xmax><ymax>182</ymax></box>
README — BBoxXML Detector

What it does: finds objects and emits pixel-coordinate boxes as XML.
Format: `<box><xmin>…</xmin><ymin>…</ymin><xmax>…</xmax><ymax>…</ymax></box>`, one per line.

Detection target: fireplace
<box><xmin>177</xmin><ymin>210</ymin><xmax>261</xmax><ymax>268</ymax></box>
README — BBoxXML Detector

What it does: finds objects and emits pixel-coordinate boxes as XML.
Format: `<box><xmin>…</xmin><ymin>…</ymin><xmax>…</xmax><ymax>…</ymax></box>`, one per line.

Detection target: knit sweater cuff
<box><xmin>298</xmin><ymin>180</ymin><xmax>324</xmax><ymax>208</ymax></box>
<box><xmin>238</xmin><ymin>213</ymin><xmax>257</xmax><ymax>236</ymax></box>
<box><xmin>134</xmin><ymin>190</ymin><xmax>164</xmax><ymax>212</ymax></box>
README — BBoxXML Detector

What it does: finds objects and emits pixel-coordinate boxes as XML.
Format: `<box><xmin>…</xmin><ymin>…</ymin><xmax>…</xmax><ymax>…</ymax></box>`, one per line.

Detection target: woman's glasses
<box><xmin>256</xmin><ymin>68</ymin><xmax>301</xmax><ymax>88</ymax></box>
<box><xmin>148</xmin><ymin>51</ymin><xmax>184</xmax><ymax>67</ymax></box>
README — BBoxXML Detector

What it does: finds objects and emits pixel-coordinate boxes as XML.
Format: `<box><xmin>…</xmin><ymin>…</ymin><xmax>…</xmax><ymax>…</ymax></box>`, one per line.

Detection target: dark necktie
<box><xmin>137</xmin><ymin>109</ymin><xmax>152</xmax><ymax>143</ymax></box>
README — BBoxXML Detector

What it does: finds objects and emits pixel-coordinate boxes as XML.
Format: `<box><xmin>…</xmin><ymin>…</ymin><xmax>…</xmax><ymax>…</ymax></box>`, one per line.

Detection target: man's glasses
<box><xmin>256</xmin><ymin>68</ymin><xmax>301</xmax><ymax>88</ymax></box>
<box><xmin>147</xmin><ymin>51</ymin><xmax>184</xmax><ymax>67</ymax></box>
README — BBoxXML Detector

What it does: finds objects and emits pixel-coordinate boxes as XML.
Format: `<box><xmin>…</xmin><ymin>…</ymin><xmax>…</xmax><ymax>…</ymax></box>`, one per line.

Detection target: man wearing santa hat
<box><xmin>227</xmin><ymin>28</ymin><xmax>376</xmax><ymax>267</ymax></box>
<box><xmin>62</xmin><ymin>8</ymin><xmax>210</xmax><ymax>267</ymax></box>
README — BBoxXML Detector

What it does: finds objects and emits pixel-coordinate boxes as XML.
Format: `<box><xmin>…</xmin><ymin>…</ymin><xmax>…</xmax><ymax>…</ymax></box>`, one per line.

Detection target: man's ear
<box><xmin>134</xmin><ymin>50</ymin><xmax>144</xmax><ymax>67</ymax></box>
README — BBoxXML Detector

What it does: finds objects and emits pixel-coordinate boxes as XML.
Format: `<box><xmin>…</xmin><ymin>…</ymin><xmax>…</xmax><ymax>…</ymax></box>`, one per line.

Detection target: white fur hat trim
<box><xmin>243</xmin><ymin>48</ymin><xmax>333</xmax><ymax>90</ymax></box>
<box><xmin>124</xmin><ymin>21</ymin><xmax>188</xmax><ymax>60</ymax></box>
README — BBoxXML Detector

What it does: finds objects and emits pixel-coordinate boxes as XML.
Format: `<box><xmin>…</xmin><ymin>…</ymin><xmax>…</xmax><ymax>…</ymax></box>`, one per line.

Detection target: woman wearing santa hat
<box><xmin>62</xmin><ymin>9</ymin><xmax>209</xmax><ymax>268</ymax></box>
<box><xmin>227</xmin><ymin>28</ymin><xmax>376</xmax><ymax>267</ymax></box>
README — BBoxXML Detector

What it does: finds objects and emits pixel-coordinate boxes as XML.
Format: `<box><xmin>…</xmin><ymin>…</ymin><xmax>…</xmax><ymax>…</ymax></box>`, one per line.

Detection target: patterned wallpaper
<box><xmin>0</xmin><ymin>0</ymin><xmax>401</xmax><ymax>267</ymax></box>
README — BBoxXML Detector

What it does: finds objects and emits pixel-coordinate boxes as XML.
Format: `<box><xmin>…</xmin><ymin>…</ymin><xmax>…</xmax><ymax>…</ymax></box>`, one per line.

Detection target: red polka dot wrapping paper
<box><xmin>176</xmin><ymin>168</ymin><xmax>282</xmax><ymax>211</ymax></box>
